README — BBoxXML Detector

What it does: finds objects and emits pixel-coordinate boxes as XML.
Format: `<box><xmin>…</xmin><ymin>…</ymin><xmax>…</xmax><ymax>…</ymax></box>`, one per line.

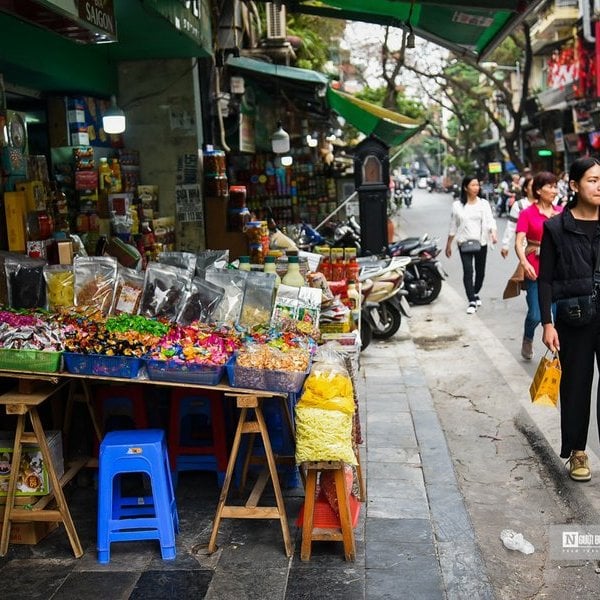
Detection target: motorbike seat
<box><xmin>390</xmin><ymin>239</ymin><xmax>421</xmax><ymax>254</ymax></box>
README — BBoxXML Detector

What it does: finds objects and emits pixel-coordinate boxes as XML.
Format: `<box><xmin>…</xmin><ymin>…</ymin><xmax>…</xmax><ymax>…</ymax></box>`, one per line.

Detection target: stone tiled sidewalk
<box><xmin>0</xmin><ymin>334</ymin><xmax>493</xmax><ymax>599</ymax></box>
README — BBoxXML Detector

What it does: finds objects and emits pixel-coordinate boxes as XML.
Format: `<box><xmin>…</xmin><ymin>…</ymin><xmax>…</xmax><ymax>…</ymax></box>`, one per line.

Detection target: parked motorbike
<box><xmin>358</xmin><ymin>256</ymin><xmax>411</xmax><ymax>340</ymax></box>
<box><xmin>387</xmin><ymin>234</ymin><xmax>446</xmax><ymax>305</ymax></box>
<box><xmin>294</xmin><ymin>217</ymin><xmax>361</xmax><ymax>253</ymax></box>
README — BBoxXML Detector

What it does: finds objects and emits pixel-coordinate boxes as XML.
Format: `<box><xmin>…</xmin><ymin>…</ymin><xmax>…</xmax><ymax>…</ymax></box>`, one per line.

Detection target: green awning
<box><xmin>226</xmin><ymin>56</ymin><xmax>329</xmax><ymax>87</ymax></box>
<box><xmin>326</xmin><ymin>87</ymin><xmax>425</xmax><ymax>147</ymax></box>
<box><xmin>286</xmin><ymin>0</ymin><xmax>545</xmax><ymax>61</ymax></box>
<box><xmin>0</xmin><ymin>0</ymin><xmax>212</xmax><ymax>97</ymax></box>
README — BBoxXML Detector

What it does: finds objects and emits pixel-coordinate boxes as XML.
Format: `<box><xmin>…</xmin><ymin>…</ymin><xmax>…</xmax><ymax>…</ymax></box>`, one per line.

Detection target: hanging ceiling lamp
<box><xmin>271</xmin><ymin>120</ymin><xmax>290</xmax><ymax>154</ymax></box>
<box><xmin>102</xmin><ymin>95</ymin><xmax>126</xmax><ymax>134</ymax></box>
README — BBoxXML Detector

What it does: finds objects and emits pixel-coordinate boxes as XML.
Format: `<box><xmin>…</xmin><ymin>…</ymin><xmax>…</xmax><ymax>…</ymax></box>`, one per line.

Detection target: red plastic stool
<box><xmin>168</xmin><ymin>389</ymin><xmax>228</xmax><ymax>486</ymax></box>
<box><xmin>93</xmin><ymin>385</ymin><xmax>150</xmax><ymax>457</ymax></box>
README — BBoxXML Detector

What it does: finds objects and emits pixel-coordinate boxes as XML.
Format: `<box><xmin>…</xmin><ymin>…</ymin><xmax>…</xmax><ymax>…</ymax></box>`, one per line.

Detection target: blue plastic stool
<box><xmin>168</xmin><ymin>390</ymin><xmax>229</xmax><ymax>488</ymax></box>
<box><xmin>97</xmin><ymin>429</ymin><xmax>179</xmax><ymax>564</ymax></box>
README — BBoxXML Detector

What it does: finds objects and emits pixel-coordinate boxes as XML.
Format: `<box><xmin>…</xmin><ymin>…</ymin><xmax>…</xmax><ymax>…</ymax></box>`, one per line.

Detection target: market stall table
<box><xmin>0</xmin><ymin>367</ymin><xmax>295</xmax><ymax>558</ymax></box>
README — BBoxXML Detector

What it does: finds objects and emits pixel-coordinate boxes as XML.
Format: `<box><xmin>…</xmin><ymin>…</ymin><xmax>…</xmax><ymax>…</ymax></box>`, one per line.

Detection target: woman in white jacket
<box><xmin>445</xmin><ymin>176</ymin><xmax>498</xmax><ymax>314</ymax></box>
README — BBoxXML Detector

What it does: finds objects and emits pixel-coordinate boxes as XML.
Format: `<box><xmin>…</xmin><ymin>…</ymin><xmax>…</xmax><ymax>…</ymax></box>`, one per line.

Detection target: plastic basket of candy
<box><xmin>145</xmin><ymin>358</ymin><xmax>227</xmax><ymax>385</ymax></box>
<box><xmin>63</xmin><ymin>352</ymin><xmax>143</xmax><ymax>379</ymax></box>
<box><xmin>226</xmin><ymin>355</ymin><xmax>310</xmax><ymax>394</ymax></box>
<box><xmin>0</xmin><ymin>349</ymin><xmax>62</xmax><ymax>373</ymax></box>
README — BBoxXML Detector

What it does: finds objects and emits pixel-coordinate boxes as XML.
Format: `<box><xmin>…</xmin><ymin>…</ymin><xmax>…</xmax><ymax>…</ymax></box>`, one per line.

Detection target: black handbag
<box><xmin>460</xmin><ymin>239</ymin><xmax>481</xmax><ymax>253</ymax></box>
<box><xmin>555</xmin><ymin>294</ymin><xmax>597</xmax><ymax>327</ymax></box>
<box><xmin>555</xmin><ymin>246</ymin><xmax>600</xmax><ymax>327</ymax></box>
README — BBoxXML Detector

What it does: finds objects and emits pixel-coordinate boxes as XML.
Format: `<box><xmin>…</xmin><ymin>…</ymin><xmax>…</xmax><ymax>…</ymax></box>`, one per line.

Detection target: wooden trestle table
<box><xmin>0</xmin><ymin>368</ymin><xmax>295</xmax><ymax>559</ymax></box>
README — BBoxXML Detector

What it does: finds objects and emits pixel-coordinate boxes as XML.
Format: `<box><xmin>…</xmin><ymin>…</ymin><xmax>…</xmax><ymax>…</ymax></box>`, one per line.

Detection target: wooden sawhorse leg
<box><xmin>208</xmin><ymin>394</ymin><xmax>293</xmax><ymax>557</ymax></box>
<box><xmin>300</xmin><ymin>461</ymin><xmax>356</xmax><ymax>562</ymax></box>
<box><xmin>0</xmin><ymin>406</ymin><xmax>83</xmax><ymax>558</ymax></box>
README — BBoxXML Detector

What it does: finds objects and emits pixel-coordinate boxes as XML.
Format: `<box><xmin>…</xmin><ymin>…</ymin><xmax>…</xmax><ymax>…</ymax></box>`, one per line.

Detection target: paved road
<box><xmin>383</xmin><ymin>188</ymin><xmax>600</xmax><ymax>597</ymax></box>
<box><xmin>393</xmin><ymin>188</ymin><xmax>600</xmax><ymax>460</ymax></box>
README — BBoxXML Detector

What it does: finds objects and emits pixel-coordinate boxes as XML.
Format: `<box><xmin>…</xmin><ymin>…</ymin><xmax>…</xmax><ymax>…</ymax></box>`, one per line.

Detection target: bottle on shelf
<box><xmin>98</xmin><ymin>157</ymin><xmax>111</xmax><ymax>191</ymax></box>
<box><xmin>281</xmin><ymin>255</ymin><xmax>305</xmax><ymax>287</ymax></box>
<box><xmin>110</xmin><ymin>158</ymin><xmax>122</xmax><ymax>193</ymax></box>
<box><xmin>346</xmin><ymin>280</ymin><xmax>360</xmax><ymax>312</ymax></box>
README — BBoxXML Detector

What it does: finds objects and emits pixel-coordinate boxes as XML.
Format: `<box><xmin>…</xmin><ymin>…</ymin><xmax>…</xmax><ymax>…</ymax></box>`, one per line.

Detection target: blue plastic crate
<box><xmin>145</xmin><ymin>359</ymin><xmax>227</xmax><ymax>385</ymax></box>
<box><xmin>63</xmin><ymin>352</ymin><xmax>143</xmax><ymax>378</ymax></box>
<box><xmin>226</xmin><ymin>356</ymin><xmax>309</xmax><ymax>393</ymax></box>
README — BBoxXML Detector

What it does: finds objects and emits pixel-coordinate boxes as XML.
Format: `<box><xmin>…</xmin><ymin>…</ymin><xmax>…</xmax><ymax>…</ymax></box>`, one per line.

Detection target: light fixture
<box><xmin>281</xmin><ymin>155</ymin><xmax>293</xmax><ymax>166</ymax></box>
<box><xmin>271</xmin><ymin>121</ymin><xmax>290</xmax><ymax>154</ymax></box>
<box><xmin>307</xmin><ymin>133</ymin><xmax>318</xmax><ymax>148</ymax></box>
<box><xmin>102</xmin><ymin>95</ymin><xmax>126</xmax><ymax>134</ymax></box>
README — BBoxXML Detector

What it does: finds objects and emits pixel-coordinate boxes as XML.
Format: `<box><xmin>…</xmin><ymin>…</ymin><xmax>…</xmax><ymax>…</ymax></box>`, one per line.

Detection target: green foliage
<box><xmin>356</xmin><ymin>87</ymin><xmax>425</xmax><ymax>120</ymax></box>
<box><xmin>286</xmin><ymin>15</ymin><xmax>345</xmax><ymax>71</ymax></box>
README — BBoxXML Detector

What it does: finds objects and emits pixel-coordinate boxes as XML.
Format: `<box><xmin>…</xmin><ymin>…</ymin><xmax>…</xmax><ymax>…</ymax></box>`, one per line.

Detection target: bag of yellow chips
<box><xmin>295</xmin><ymin>348</ymin><xmax>356</xmax><ymax>464</ymax></box>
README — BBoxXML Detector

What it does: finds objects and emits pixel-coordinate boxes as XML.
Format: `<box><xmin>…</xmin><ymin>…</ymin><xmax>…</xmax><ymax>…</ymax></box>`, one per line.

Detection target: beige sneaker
<box><xmin>567</xmin><ymin>451</ymin><xmax>591</xmax><ymax>482</ymax></box>
<box><xmin>521</xmin><ymin>337</ymin><xmax>533</xmax><ymax>360</ymax></box>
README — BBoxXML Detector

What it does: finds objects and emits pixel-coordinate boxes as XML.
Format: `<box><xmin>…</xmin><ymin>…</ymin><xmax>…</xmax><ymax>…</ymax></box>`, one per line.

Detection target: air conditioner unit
<box><xmin>266</xmin><ymin>2</ymin><xmax>286</xmax><ymax>40</ymax></box>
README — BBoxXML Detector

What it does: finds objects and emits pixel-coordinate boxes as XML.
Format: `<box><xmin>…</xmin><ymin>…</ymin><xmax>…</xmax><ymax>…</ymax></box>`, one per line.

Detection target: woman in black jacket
<box><xmin>538</xmin><ymin>156</ymin><xmax>600</xmax><ymax>482</ymax></box>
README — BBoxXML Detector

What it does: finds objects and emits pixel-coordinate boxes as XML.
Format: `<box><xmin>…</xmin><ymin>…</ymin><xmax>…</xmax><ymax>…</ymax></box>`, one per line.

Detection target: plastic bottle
<box><xmin>98</xmin><ymin>157</ymin><xmax>111</xmax><ymax>191</ymax></box>
<box><xmin>110</xmin><ymin>158</ymin><xmax>122</xmax><ymax>193</ymax></box>
<box><xmin>238</xmin><ymin>255</ymin><xmax>251</xmax><ymax>271</ymax></box>
<box><xmin>346</xmin><ymin>255</ymin><xmax>360</xmax><ymax>283</ymax></box>
<box><xmin>281</xmin><ymin>255</ymin><xmax>305</xmax><ymax>287</ymax></box>
<box><xmin>263</xmin><ymin>255</ymin><xmax>281</xmax><ymax>287</ymax></box>
<box><xmin>347</xmin><ymin>280</ymin><xmax>360</xmax><ymax>312</ymax></box>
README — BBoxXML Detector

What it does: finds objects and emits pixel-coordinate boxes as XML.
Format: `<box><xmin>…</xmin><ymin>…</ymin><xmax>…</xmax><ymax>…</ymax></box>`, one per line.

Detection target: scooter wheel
<box><xmin>408</xmin><ymin>266</ymin><xmax>443</xmax><ymax>305</ymax></box>
<box><xmin>372</xmin><ymin>302</ymin><xmax>402</xmax><ymax>339</ymax></box>
<box><xmin>360</xmin><ymin>320</ymin><xmax>373</xmax><ymax>351</ymax></box>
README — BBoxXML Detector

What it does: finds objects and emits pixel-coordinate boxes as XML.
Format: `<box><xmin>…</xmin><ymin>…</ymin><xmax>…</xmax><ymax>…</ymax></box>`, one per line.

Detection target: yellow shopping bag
<box><xmin>529</xmin><ymin>351</ymin><xmax>561</xmax><ymax>407</ymax></box>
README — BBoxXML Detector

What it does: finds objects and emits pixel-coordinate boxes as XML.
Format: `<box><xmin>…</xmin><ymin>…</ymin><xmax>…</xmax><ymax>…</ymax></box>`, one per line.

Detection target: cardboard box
<box><xmin>71</xmin><ymin>132</ymin><xmax>90</xmax><ymax>146</ymax></box>
<box><xmin>16</xmin><ymin>181</ymin><xmax>46</xmax><ymax>212</ymax></box>
<box><xmin>0</xmin><ymin>504</ymin><xmax>58</xmax><ymax>544</ymax></box>
<box><xmin>4</xmin><ymin>191</ymin><xmax>27</xmax><ymax>252</ymax></box>
<box><xmin>0</xmin><ymin>430</ymin><xmax>64</xmax><ymax>496</ymax></box>
<box><xmin>57</xmin><ymin>240</ymin><xmax>74</xmax><ymax>265</ymax></box>
<box><xmin>68</xmin><ymin>109</ymin><xmax>85</xmax><ymax>124</ymax></box>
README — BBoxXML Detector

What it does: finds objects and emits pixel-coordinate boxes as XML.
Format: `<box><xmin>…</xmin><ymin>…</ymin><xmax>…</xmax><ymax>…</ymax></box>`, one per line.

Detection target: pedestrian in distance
<box><xmin>538</xmin><ymin>156</ymin><xmax>600</xmax><ymax>482</ymax></box>
<box><xmin>445</xmin><ymin>175</ymin><xmax>498</xmax><ymax>314</ymax></box>
<box><xmin>500</xmin><ymin>173</ymin><xmax>534</xmax><ymax>259</ymax></box>
<box><xmin>515</xmin><ymin>171</ymin><xmax>561</xmax><ymax>360</ymax></box>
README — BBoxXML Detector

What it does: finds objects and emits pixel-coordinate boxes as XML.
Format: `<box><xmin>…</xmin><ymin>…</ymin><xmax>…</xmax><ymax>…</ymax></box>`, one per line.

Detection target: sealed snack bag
<box><xmin>44</xmin><ymin>264</ymin><xmax>74</xmax><ymax>311</ymax></box>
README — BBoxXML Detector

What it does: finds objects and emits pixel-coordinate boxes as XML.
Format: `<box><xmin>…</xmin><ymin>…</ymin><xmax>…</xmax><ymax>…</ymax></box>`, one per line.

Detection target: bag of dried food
<box><xmin>74</xmin><ymin>256</ymin><xmax>118</xmax><ymax>316</ymax></box>
<box><xmin>176</xmin><ymin>278</ymin><xmax>225</xmax><ymax>326</ymax></box>
<box><xmin>205</xmin><ymin>268</ymin><xmax>247</xmax><ymax>325</ymax></box>
<box><xmin>5</xmin><ymin>256</ymin><xmax>47</xmax><ymax>310</ymax></box>
<box><xmin>139</xmin><ymin>262</ymin><xmax>188</xmax><ymax>320</ymax></box>
<box><xmin>44</xmin><ymin>264</ymin><xmax>74</xmax><ymax>311</ymax></box>
<box><xmin>295</xmin><ymin>353</ymin><xmax>356</xmax><ymax>465</ymax></box>
<box><xmin>111</xmin><ymin>266</ymin><xmax>145</xmax><ymax>315</ymax></box>
<box><xmin>239</xmin><ymin>271</ymin><xmax>276</xmax><ymax>328</ymax></box>
<box><xmin>195</xmin><ymin>249</ymin><xmax>229</xmax><ymax>278</ymax></box>
<box><xmin>158</xmin><ymin>251</ymin><xmax>197</xmax><ymax>281</ymax></box>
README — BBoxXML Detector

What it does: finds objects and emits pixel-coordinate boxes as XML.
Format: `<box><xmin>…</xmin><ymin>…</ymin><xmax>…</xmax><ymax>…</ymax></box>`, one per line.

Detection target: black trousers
<box><xmin>459</xmin><ymin>245</ymin><xmax>488</xmax><ymax>303</ymax></box>
<box><xmin>556</xmin><ymin>317</ymin><xmax>600</xmax><ymax>458</ymax></box>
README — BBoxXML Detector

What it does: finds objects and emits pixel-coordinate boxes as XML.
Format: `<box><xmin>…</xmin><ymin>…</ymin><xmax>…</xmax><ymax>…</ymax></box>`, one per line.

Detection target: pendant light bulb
<box><xmin>406</xmin><ymin>27</ymin><xmax>415</xmax><ymax>49</ymax></box>
<box><xmin>103</xmin><ymin>95</ymin><xmax>126</xmax><ymax>134</ymax></box>
<box><xmin>271</xmin><ymin>121</ymin><xmax>290</xmax><ymax>154</ymax></box>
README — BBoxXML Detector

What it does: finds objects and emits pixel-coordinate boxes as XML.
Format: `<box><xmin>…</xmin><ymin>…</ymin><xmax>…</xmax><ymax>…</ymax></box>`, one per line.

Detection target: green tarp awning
<box><xmin>327</xmin><ymin>87</ymin><xmax>425</xmax><ymax>147</ymax></box>
<box><xmin>226</xmin><ymin>56</ymin><xmax>329</xmax><ymax>86</ymax></box>
<box><xmin>286</xmin><ymin>0</ymin><xmax>545</xmax><ymax>61</ymax></box>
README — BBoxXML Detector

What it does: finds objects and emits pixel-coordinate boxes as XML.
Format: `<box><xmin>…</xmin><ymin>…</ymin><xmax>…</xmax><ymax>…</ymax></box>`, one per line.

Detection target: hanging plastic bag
<box><xmin>529</xmin><ymin>351</ymin><xmax>561</xmax><ymax>408</ymax></box>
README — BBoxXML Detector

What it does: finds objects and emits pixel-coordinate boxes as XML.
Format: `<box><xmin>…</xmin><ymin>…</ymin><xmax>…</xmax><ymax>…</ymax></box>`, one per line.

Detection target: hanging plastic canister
<box><xmin>203</xmin><ymin>147</ymin><xmax>226</xmax><ymax>176</ymax></box>
<box><xmin>228</xmin><ymin>206</ymin><xmax>250</xmax><ymax>231</ymax></box>
<box><xmin>229</xmin><ymin>185</ymin><xmax>247</xmax><ymax>209</ymax></box>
